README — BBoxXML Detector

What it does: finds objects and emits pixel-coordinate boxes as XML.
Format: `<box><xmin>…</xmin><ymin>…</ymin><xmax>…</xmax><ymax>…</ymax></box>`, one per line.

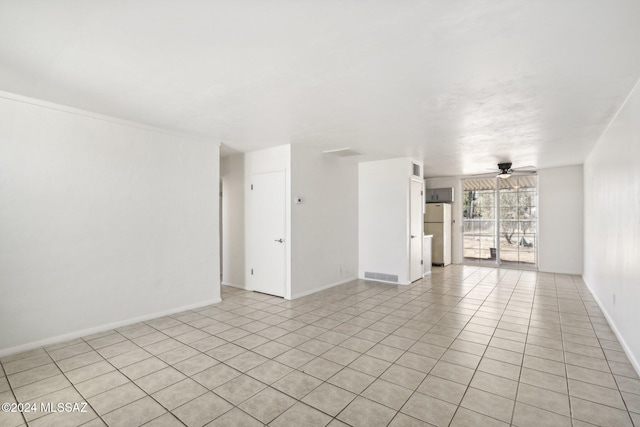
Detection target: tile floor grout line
<box><xmin>0</xmin><ymin>357</ymin><xmax>29</xmax><ymax>427</ymax></box>
<box><xmin>41</xmin><ymin>343</ymin><xmax>112</xmax><ymax>427</ymax></box>
<box><xmin>294</xmin><ymin>266</ymin><xmax>480</xmax><ymax>424</ymax></box>
<box><xmin>3</xmin><ymin>266</ymin><xmax>639</xmax><ymax>427</ymax></box>
<box><xmin>509</xmin><ymin>269</ymin><xmax>537</xmax><ymax>425</ymax></box>
<box><xmin>132</xmin><ymin>296</ymin><xmax>307</xmax><ymax>425</ymax></box>
<box><xmin>448</xmin><ymin>267</ymin><xmax>524</xmax><ymax>426</ymax></box>
<box><xmin>562</xmin><ymin>273</ymin><xmax>578</xmax><ymax>427</ymax></box>
<box><xmin>167</xmin><ymin>284</ymin><xmax>401</xmax><ymax>426</ymax></box>
<box><xmin>78</xmin><ymin>328</ymin><xmax>192</xmax><ymax>426</ymax></box>
<box><xmin>570</xmin><ymin>274</ymin><xmax>635</xmax><ymax>425</ymax></box>
<box><xmin>222</xmin><ymin>286</ymin><xmax>367</xmax><ymax>427</ymax></box>
<box><xmin>297</xmin><ymin>278</ymin><xmax>441</xmax><ymax>425</ymax></box>
<box><xmin>79</xmin><ymin>320</ymin><xmax>214</xmax><ymax>425</ymax></box>
<box><xmin>391</xmin><ymin>265</ymin><xmax>515</xmax><ymax>426</ymax></box>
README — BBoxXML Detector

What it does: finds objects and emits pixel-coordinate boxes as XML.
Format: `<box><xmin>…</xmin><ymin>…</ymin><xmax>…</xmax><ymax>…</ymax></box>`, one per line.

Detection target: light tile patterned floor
<box><xmin>1</xmin><ymin>265</ymin><xmax>639</xmax><ymax>426</ymax></box>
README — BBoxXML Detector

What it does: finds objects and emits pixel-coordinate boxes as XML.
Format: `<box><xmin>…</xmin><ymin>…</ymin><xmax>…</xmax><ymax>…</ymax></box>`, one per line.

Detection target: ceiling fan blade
<box><xmin>468</xmin><ymin>172</ymin><xmax>500</xmax><ymax>178</ymax></box>
<box><xmin>514</xmin><ymin>165</ymin><xmax>537</xmax><ymax>170</ymax></box>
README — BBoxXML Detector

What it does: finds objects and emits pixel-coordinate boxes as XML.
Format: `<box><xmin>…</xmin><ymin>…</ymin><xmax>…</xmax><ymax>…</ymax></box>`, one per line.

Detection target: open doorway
<box><xmin>220</xmin><ymin>153</ymin><xmax>246</xmax><ymax>290</ymax></box>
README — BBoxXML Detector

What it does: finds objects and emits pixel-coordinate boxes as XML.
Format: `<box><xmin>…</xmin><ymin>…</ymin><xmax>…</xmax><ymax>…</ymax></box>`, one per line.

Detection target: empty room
<box><xmin>1</xmin><ymin>1</ymin><xmax>639</xmax><ymax>426</ymax></box>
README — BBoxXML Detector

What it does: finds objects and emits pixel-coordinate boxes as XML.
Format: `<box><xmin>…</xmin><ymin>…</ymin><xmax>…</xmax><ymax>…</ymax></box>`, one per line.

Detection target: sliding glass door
<box><xmin>463</xmin><ymin>176</ymin><xmax>537</xmax><ymax>267</ymax></box>
<box><xmin>498</xmin><ymin>177</ymin><xmax>537</xmax><ymax>266</ymax></box>
<box><xmin>463</xmin><ymin>185</ymin><xmax>496</xmax><ymax>263</ymax></box>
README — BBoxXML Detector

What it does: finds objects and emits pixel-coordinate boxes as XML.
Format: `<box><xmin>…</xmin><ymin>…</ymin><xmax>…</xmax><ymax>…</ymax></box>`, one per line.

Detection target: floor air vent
<box><xmin>364</xmin><ymin>272</ymin><xmax>399</xmax><ymax>283</ymax></box>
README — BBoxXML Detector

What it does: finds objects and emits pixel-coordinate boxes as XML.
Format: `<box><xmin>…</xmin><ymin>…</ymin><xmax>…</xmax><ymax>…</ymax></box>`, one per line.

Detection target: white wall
<box><xmin>244</xmin><ymin>145</ymin><xmax>292</xmax><ymax>298</ymax></box>
<box><xmin>0</xmin><ymin>93</ymin><xmax>220</xmax><ymax>356</ymax></box>
<box><xmin>359</xmin><ymin>158</ymin><xmax>415</xmax><ymax>285</ymax></box>
<box><xmin>584</xmin><ymin>80</ymin><xmax>640</xmax><ymax>373</ymax></box>
<box><xmin>424</xmin><ymin>177</ymin><xmax>463</xmax><ymax>264</ymax></box>
<box><xmin>221</xmin><ymin>154</ymin><xmax>245</xmax><ymax>288</ymax></box>
<box><xmin>538</xmin><ymin>165</ymin><xmax>583</xmax><ymax>274</ymax></box>
<box><xmin>290</xmin><ymin>145</ymin><xmax>358</xmax><ymax>298</ymax></box>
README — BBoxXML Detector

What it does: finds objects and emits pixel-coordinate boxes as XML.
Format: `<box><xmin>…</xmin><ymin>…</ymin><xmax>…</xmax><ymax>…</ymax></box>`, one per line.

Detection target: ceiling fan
<box><xmin>487</xmin><ymin>162</ymin><xmax>537</xmax><ymax>179</ymax></box>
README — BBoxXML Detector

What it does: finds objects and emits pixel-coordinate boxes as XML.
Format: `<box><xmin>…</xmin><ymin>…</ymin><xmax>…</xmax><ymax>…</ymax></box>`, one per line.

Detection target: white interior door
<box><xmin>410</xmin><ymin>180</ymin><xmax>423</xmax><ymax>282</ymax></box>
<box><xmin>249</xmin><ymin>170</ymin><xmax>285</xmax><ymax>297</ymax></box>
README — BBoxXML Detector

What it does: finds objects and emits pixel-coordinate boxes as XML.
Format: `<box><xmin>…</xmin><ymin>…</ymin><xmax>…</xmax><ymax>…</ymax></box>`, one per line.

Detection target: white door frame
<box><xmin>409</xmin><ymin>178</ymin><xmax>424</xmax><ymax>282</ymax></box>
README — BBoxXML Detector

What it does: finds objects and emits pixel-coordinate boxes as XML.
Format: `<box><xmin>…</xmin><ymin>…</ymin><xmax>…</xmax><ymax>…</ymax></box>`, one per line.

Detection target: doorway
<box><xmin>248</xmin><ymin>170</ymin><xmax>286</xmax><ymax>297</ymax></box>
<box><xmin>463</xmin><ymin>176</ymin><xmax>538</xmax><ymax>267</ymax></box>
<box><xmin>410</xmin><ymin>179</ymin><xmax>423</xmax><ymax>282</ymax></box>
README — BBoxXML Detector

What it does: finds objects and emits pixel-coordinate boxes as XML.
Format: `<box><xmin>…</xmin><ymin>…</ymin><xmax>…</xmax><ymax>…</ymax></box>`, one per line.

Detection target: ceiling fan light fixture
<box><xmin>496</xmin><ymin>162</ymin><xmax>512</xmax><ymax>179</ymax></box>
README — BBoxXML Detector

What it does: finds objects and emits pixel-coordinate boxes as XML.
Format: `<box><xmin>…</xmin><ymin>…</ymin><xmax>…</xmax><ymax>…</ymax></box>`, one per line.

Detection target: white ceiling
<box><xmin>2</xmin><ymin>0</ymin><xmax>640</xmax><ymax>177</ymax></box>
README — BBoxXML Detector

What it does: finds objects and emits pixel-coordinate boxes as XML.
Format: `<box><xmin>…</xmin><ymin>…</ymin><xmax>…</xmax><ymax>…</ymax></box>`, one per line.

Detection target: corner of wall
<box><xmin>581</xmin><ymin>75</ymin><xmax>640</xmax><ymax>378</ymax></box>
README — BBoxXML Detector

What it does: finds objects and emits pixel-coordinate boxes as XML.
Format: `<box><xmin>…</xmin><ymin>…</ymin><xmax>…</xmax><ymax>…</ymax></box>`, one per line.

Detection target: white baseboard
<box><xmin>291</xmin><ymin>277</ymin><xmax>358</xmax><ymax>299</ymax></box>
<box><xmin>583</xmin><ymin>277</ymin><xmax>640</xmax><ymax>377</ymax></box>
<box><xmin>0</xmin><ymin>298</ymin><xmax>221</xmax><ymax>358</ymax></box>
<box><xmin>221</xmin><ymin>281</ymin><xmax>246</xmax><ymax>290</ymax></box>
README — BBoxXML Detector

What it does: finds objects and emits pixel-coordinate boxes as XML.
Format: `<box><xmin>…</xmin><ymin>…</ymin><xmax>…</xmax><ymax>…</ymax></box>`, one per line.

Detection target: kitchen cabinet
<box><xmin>425</xmin><ymin>187</ymin><xmax>454</xmax><ymax>203</ymax></box>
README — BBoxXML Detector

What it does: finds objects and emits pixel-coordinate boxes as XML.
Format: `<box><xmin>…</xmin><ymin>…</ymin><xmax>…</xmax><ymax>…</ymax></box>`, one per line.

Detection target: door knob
<box><xmin>411</xmin><ymin>235</ymin><xmax>417</xmax><ymax>239</ymax></box>
<box><xmin>274</xmin><ymin>239</ymin><xmax>284</xmax><ymax>243</ymax></box>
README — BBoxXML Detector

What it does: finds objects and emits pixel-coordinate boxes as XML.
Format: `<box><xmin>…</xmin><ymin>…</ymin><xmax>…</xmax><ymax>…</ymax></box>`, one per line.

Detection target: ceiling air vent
<box><xmin>322</xmin><ymin>147</ymin><xmax>362</xmax><ymax>157</ymax></box>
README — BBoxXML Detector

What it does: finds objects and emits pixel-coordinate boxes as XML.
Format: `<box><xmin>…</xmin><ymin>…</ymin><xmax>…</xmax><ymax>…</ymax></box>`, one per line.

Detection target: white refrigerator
<box><xmin>425</xmin><ymin>203</ymin><xmax>452</xmax><ymax>266</ymax></box>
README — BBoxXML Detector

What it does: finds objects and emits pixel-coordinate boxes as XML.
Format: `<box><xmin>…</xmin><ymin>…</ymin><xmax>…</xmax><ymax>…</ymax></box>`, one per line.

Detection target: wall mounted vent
<box><xmin>412</xmin><ymin>163</ymin><xmax>421</xmax><ymax>177</ymax></box>
<box><xmin>364</xmin><ymin>272</ymin><xmax>399</xmax><ymax>283</ymax></box>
